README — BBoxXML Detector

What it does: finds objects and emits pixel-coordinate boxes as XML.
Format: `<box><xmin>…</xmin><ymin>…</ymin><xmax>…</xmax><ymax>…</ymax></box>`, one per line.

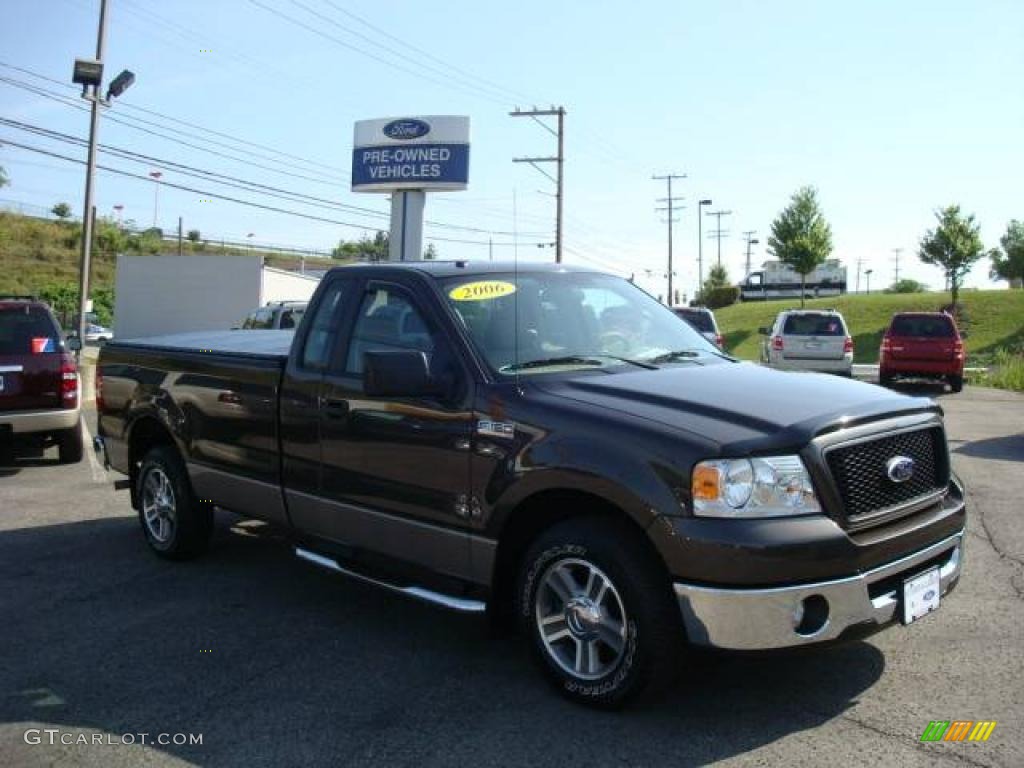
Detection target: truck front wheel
<box><xmin>515</xmin><ymin>517</ymin><xmax>684</xmax><ymax>708</ymax></box>
<box><xmin>137</xmin><ymin>446</ymin><xmax>213</xmax><ymax>560</ymax></box>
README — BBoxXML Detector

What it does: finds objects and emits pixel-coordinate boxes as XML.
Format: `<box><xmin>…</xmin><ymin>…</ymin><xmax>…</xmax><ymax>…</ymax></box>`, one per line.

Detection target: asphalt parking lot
<box><xmin>1</xmin><ymin>385</ymin><xmax>1022</xmax><ymax>767</ymax></box>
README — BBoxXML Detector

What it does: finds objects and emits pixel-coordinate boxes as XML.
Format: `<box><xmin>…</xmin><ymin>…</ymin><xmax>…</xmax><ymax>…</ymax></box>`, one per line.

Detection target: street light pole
<box><xmin>865</xmin><ymin>269</ymin><xmax>874</xmax><ymax>295</ymax></box>
<box><xmin>149</xmin><ymin>170</ymin><xmax>163</xmax><ymax>228</ymax></box>
<box><xmin>75</xmin><ymin>0</ymin><xmax>109</xmax><ymax>356</ymax></box>
<box><xmin>697</xmin><ymin>199</ymin><xmax>712</xmax><ymax>304</ymax></box>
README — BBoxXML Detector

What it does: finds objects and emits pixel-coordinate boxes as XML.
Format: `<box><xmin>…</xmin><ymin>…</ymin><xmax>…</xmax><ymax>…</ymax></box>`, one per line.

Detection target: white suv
<box><xmin>760</xmin><ymin>309</ymin><xmax>853</xmax><ymax>376</ymax></box>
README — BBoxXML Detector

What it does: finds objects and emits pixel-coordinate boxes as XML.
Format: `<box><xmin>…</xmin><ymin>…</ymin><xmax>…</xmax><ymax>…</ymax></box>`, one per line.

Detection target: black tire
<box><xmin>949</xmin><ymin>374</ymin><xmax>964</xmax><ymax>393</ymax></box>
<box><xmin>879</xmin><ymin>371</ymin><xmax>894</xmax><ymax>388</ymax></box>
<box><xmin>58</xmin><ymin>418</ymin><xmax>84</xmax><ymax>464</ymax></box>
<box><xmin>136</xmin><ymin>445</ymin><xmax>213</xmax><ymax>560</ymax></box>
<box><xmin>515</xmin><ymin>516</ymin><xmax>684</xmax><ymax>708</ymax></box>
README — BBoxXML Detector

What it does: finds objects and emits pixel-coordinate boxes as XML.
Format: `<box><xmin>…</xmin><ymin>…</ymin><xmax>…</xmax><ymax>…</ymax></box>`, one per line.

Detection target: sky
<box><xmin>1</xmin><ymin>0</ymin><xmax>1022</xmax><ymax>302</ymax></box>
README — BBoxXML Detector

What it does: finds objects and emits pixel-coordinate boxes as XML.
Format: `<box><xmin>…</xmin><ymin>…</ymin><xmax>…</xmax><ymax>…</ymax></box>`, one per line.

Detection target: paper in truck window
<box><xmin>31</xmin><ymin>337</ymin><xmax>56</xmax><ymax>354</ymax></box>
<box><xmin>448</xmin><ymin>281</ymin><xmax>517</xmax><ymax>301</ymax></box>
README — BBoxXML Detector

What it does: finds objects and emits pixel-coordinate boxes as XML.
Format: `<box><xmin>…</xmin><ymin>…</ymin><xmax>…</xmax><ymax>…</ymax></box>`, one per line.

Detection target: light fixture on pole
<box><xmin>247</xmin><ymin>232</ymin><xmax>255</xmax><ymax>252</ymax></box>
<box><xmin>149</xmin><ymin>171</ymin><xmax>163</xmax><ymax>228</ymax></box>
<box><xmin>71</xmin><ymin>0</ymin><xmax>134</xmax><ymax>358</ymax></box>
<box><xmin>112</xmin><ymin>204</ymin><xmax>123</xmax><ymax>226</ymax></box>
<box><xmin>697</xmin><ymin>199</ymin><xmax>712</xmax><ymax>304</ymax></box>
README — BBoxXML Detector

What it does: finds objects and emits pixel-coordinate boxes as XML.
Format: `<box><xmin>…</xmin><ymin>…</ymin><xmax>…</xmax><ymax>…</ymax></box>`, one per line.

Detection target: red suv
<box><xmin>879</xmin><ymin>311</ymin><xmax>965</xmax><ymax>392</ymax></box>
<box><xmin>0</xmin><ymin>296</ymin><xmax>83</xmax><ymax>462</ymax></box>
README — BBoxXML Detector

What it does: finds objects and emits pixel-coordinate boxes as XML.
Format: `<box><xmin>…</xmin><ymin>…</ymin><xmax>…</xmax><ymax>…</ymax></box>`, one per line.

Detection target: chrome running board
<box><xmin>294</xmin><ymin>547</ymin><xmax>487</xmax><ymax>614</ymax></box>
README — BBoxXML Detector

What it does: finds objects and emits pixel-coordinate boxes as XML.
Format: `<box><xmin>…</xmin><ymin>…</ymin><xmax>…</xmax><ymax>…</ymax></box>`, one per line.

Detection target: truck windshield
<box><xmin>441</xmin><ymin>272</ymin><xmax>719</xmax><ymax>374</ymax></box>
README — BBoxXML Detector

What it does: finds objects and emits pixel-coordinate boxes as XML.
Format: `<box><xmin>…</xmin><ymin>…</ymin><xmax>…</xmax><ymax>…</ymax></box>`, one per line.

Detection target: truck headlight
<box><xmin>691</xmin><ymin>456</ymin><xmax>821</xmax><ymax>518</ymax></box>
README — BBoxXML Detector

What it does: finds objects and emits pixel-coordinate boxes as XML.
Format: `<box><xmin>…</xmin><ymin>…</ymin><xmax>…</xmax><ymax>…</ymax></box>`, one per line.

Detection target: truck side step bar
<box><xmin>294</xmin><ymin>547</ymin><xmax>487</xmax><ymax>614</ymax></box>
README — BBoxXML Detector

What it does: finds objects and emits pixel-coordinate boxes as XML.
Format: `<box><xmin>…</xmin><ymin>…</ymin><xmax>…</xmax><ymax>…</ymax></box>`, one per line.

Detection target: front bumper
<box><xmin>674</xmin><ymin>529</ymin><xmax>963</xmax><ymax>650</ymax></box>
<box><xmin>768</xmin><ymin>355</ymin><xmax>853</xmax><ymax>374</ymax></box>
<box><xmin>0</xmin><ymin>405</ymin><xmax>80</xmax><ymax>435</ymax></box>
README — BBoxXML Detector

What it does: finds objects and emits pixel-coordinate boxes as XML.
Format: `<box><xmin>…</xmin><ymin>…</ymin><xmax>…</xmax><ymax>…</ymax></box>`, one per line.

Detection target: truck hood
<box><xmin>534</xmin><ymin>361</ymin><xmax>937</xmax><ymax>454</ymax></box>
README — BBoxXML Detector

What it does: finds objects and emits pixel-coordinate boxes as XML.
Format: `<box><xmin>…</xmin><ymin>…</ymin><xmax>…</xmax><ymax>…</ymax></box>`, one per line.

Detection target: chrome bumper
<box><xmin>0</xmin><ymin>405</ymin><xmax>80</xmax><ymax>435</ymax></box>
<box><xmin>674</xmin><ymin>530</ymin><xmax>963</xmax><ymax>650</ymax></box>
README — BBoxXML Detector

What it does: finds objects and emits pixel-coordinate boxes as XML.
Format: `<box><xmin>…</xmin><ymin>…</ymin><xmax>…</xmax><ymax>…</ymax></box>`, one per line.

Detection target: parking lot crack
<box><xmin>965</xmin><ymin>484</ymin><xmax>1024</xmax><ymax>601</ymax></box>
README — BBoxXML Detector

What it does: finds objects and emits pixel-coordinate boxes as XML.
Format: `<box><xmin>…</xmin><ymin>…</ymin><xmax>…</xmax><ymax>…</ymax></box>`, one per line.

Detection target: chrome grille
<box><xmin>825</xmin><ymin>426</ymin><xmax>948</xmax><ymax>521</ymax></box>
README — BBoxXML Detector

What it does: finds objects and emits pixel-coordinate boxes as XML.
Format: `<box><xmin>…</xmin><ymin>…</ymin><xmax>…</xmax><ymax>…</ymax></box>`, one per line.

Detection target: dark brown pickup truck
<box><xmin>97</xmin><ymin>262</ymin><xmax>965</xmax><ymax>706</ymax></box>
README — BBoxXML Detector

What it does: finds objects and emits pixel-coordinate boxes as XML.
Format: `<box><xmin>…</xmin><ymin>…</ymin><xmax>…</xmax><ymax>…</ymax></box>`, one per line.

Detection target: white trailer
<box><xmin>113</xmin><ymin>254</ymin><xmax>320</xmax><ymax>339</ymax></box>
<box><xmin>738</xmin><ymin>259</ymin><xmax>847</xmax><ymax>301</ymax></box>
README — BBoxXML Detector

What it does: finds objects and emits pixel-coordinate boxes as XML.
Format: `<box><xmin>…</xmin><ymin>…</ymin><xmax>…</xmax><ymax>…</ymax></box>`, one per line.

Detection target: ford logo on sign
<box><xmin>886</xmin><ymin>456</ymin><xmax>915</xmax><ymax>484</ymax></box>
<box><xmin>924</xmin><ymin>589</ymin><xmax>937</xmax><ymax>601</ymax></box>
<box><xmin>383</xmin><ymin>119</ymin><xmax>430</xmax><ymax>140</ymax></box>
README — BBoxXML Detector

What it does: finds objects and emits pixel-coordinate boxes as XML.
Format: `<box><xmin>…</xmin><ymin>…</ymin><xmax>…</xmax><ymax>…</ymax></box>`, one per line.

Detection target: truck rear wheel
<box><xmin>515</xmin><ymin>517</ymin><xmax>684</xmax><ymax>708</ymax></box>
<box><xmin>137</xmin><ymin>445</ymin><xmax>213</xmax><ymax>560</ymax></box>
<box><xmin>948</xmin><ymin>374</ymin><xmax>964</xmax><ymax>393</ymax></box>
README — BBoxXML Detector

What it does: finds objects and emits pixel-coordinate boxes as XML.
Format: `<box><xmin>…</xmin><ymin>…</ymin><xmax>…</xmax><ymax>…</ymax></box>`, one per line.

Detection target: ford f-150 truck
<box><xmin>97</xmin><ymin>262</ymin><xmax>965</xmax><ymax>707</ymax></box>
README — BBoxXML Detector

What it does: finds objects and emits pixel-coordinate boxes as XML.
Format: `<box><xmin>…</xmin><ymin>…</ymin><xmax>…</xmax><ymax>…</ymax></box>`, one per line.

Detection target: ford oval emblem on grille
<box><xmin>886</xmin><ymin>456</ymin><xmax>915</xmax><ymax>483</ymax></box>
<box><xmin>383</xmin><ymin>119</ymin><xmax>430</xmax><ymax>140</ymax></box>
<box><xmin>924</xmin><ymin>589</ymin><xmax>937</xmax><ymax>601</ymax></box>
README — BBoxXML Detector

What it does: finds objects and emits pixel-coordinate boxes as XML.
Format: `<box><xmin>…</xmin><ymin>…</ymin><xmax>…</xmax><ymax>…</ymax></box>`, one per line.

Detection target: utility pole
<box><xmin>510</xmin><ymin>106</ymin><xmax>565</xmax><ymax>263</ymax></box>
<box><xmin>865</xmin><ymin>269</ymin><xmax>874</xmax><ymax>295</ymax></box>
<box><xmin>653</xmin><ymin>173</ymin><xmax>687</xmax><ymax>306</ymax></box>
<box><xmin>705</xmin><ymin>209</ymin><xmax>733</xmax><ymax>268</ymax></box>
<box><xmin>741</xmin><ymin>230</ymin><xmax>759</xmax><ymax>277</ymax></box>
<box><xmin>149</xmin><ymin>170</ymin><xmax>162</xmax><ymax>228</ymax></box>
<box><xmin>855</xmin><ymin>258</ymin><xmax>864</xmax><ymax>293</ymax></box>
<box><xmin>892</xmin><ymin>247</ymin><xmax>903</xmax><ymax>285</ymax></box>
<box><xmin>177</xmin><ymin>216</ymin><xmax>183</xmax><ymax>256</ymax></box>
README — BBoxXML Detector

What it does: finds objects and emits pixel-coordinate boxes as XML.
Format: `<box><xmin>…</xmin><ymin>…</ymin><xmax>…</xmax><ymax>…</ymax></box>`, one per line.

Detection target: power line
<box><xmin>0</xmin><ymin>138</ymin><xmax>532</xmax><ymax>247</ymax></box>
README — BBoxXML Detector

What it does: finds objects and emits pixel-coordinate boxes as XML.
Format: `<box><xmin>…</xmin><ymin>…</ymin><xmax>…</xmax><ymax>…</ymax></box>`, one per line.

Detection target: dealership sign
<box><xmin>352</xmin><ymin>115</ymin><xmax>470</xmax><ymax>192</ymax></box>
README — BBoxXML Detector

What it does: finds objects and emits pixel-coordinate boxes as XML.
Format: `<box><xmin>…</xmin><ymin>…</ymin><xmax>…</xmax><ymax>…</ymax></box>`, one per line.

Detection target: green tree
<box><xmin>918</xmin><ymin>205</ymin><xmax>986</xmax><ymax>307</ymax></box>
<box><xmin>767</xmin><ymin>186</ymin><xmax>834</xmax><ymax>307</ymax></box>
<box><xmin>0</xmin><ymin>165</ymin><xmax>9</xmax><ymax>188</ymax></box>
<box><xmin>989</xmin><ymin>220</ymin><xmax>1024</xmax><ymax>288</ymax></box>
<box><xmin>332</xmin><ymin>231</ymin><xmax>388</xmax><ymax>261</ymax></box>
<box><xmin>423</xmin><ymin>243</ymin><xmax>438</xmax><ymax>260</ymax></box>
<box><xmin>885</xmin><ymin>278</ymin><xmax>928</xmax><ymax>294</ymax></box>
<box><xmin>51</xmin><ymin>202</ymin><xmax>73</xmax><ymax>221</ymax></box>
<box><xmin>38</xmin><ymin>282</ymin><xmax>79</xmax><ymax>328</ymax></box>
<box><xmin>187</xmin><ymin>228</ymin><xmax>201</xmax><ymax>243</ymax></box>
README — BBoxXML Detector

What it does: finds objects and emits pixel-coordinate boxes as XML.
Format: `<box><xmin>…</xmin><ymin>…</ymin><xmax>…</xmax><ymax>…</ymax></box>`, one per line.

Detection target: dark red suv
<box><xmin>0</xmin><ymin>297</ymin><xmax>83</xmax><ymax>462</ymax></box>
<box><xmin>879</xmin><ymin>311</ymin><xmax>965</xmax><ymax>392</ymax></box>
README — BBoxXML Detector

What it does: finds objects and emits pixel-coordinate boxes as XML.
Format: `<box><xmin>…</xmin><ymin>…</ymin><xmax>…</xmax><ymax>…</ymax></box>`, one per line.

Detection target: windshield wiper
<box><xmin>501</xmin><ymin>355</ymin><xmax>608</xmax><ymax>372</ymax></box>
<box><xmin>645</xmin><ymin>349</ymin><xmax>705</xmax><ymax>365</ymax></box>
<box><xmin>501</xmin><ymin>354</ymin><xmax>657</xmax><ymax>372</ymax></box>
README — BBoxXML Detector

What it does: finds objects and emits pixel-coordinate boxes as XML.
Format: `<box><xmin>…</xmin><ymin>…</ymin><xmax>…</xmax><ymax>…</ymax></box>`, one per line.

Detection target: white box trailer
<box><xmin>113</xmin><ymin>254</ymin><xmax>320</xmax><ymax>339</ymax></box>
<box><xmin>739</xmin><ymin>259</ymin><xmax>847</xmax><ymax>301</ymax></box>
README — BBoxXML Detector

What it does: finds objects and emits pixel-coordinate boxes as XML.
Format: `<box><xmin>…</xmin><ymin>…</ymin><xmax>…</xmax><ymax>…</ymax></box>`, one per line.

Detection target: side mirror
<box><xmin>66</xmin><ymin>334</ymin><xmax>83</xmax><ymax>352</ymax></box>
<box><xmin>758</xmin><ymin>326</ymin><xmax>771</xmax><ymax>335</ymax></box>
<box><xmin>364</xmin><ymin>350</ymin><xmax>437</xmax><ymax>398</ymax></box>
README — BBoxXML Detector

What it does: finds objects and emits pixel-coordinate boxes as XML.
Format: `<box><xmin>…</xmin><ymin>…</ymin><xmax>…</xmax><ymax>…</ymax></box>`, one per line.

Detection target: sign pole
<box><xmin>389</xmin><ymin>190</ymin><xmax>425</xmax><ymax>261</ymax></box>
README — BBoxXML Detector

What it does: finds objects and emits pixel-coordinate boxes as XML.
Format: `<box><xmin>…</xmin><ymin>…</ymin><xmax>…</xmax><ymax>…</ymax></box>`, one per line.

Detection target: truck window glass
<box><xmin>346</xmin><ymin>289</ymin><xmax>436</xmax><ymax>374</ymax></box>
<box><xmin>301</xmin><ymin>284</ymin><xmax>346</xmax><ymax>369</ymax></box>
<box><xmin>0</xmin><ymin>306</ymin><xmax>60</xmax><ymax>354</ymax></box>
<box><xmin>783</xmin><ymin>314</ymin><xmax>845</xmax><ymax>336</ymax></box>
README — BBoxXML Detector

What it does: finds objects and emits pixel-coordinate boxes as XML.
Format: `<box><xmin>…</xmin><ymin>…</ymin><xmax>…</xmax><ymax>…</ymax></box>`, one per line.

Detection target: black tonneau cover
<box><xmin>108</xmin><ymin>330</ymin><xmax>294</xmax><ymax>361</ymax></box>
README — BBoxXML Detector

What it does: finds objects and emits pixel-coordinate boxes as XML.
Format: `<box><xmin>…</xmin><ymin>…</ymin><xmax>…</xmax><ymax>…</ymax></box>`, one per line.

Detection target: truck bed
<box><xmin>98</xmin><ymin>331</ymin><xmax>291</xmax><ymax>514</ymax></box>
<box><xmin>108</xmin><ymin>330</ymin><xmax>294</xmax><ymax>361</ymax></box>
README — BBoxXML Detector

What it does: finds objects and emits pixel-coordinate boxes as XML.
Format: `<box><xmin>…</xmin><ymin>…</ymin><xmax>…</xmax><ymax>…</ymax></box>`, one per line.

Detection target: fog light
<box><xmin>794</xmin><ymin>595</ymin><xmax>829</xmax><ymax>636</ymax></box>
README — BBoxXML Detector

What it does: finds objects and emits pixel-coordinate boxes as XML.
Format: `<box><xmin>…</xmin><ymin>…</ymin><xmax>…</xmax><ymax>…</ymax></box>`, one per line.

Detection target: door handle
<box><xmin>321</xmin><ymin>398</ymin><xmax>349</xmax><ymax>418</ymax></box>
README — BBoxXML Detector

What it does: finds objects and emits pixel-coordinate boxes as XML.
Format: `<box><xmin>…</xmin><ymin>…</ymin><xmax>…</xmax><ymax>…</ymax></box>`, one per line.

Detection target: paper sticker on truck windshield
<box><xmin>449</xmin><ymin>281</ymin><xmax>517</xmax><ymax>301</ymax></box>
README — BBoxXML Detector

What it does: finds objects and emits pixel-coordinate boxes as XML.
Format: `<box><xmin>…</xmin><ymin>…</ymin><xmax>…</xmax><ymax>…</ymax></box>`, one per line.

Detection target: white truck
<box><xmin>739</xmin><ymin>259</ymin><xmax>847</xmax><ymax>301</ymax></box>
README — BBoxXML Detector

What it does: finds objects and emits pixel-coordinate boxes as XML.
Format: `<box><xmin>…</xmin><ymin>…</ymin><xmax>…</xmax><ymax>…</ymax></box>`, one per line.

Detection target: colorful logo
<box><xmin>30</xmin><ymin>337</ymin><xmax>56</xmax><ymax>354</ymax></box>
<box><xmin>920</xmin><ymin>721</ymin><xmax>996</xmax><ymax>742</ymax></box>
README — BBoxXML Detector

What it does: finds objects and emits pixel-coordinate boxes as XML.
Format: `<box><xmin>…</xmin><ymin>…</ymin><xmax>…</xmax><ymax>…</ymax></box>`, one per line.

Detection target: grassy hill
<box><xmin>0</xmin><ymin>211</ymin><xmax>344</xmax><ymax>296</ymax></box>
<box><xmin>716</xmin><ymin>290</ymin><xmax>1024</xmax><ymax>365</ymax></box>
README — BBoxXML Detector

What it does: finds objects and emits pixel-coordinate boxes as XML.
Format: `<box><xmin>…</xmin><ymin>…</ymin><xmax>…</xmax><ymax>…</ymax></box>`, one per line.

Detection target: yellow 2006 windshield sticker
<box><xmin>449</xmin><ymin>280</ymin><xmax>517</xmax><ymax>301</ymax></box>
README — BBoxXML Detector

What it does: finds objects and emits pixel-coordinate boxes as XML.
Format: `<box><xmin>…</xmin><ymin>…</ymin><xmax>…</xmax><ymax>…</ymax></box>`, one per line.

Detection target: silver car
<box><xmin>760</xmin><ymin>309</ymin><xmax>853</xmax><ymax>376</ymax></box>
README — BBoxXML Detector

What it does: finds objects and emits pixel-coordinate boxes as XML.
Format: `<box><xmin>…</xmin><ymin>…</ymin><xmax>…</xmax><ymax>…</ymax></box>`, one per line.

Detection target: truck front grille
<box><xmin>825</xmin><ymin>426</ymin><xmax>948</xmax><ymax>523</ymax></box>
